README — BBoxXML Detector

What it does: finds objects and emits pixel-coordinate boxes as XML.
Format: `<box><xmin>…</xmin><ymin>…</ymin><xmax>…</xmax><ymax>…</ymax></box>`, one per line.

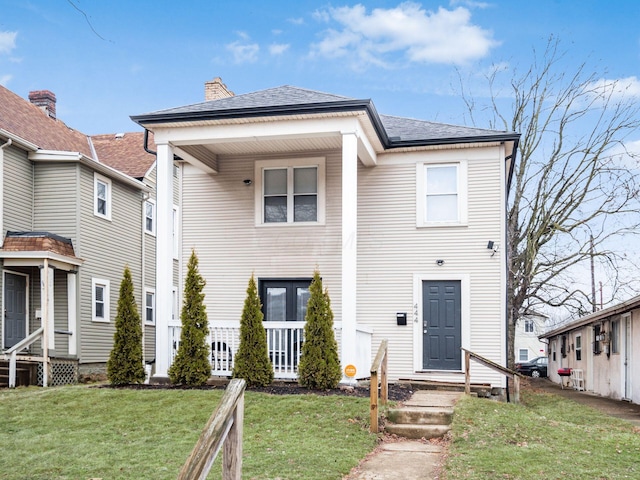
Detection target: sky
<box><xmin>1</xmin><ymin>0</ymin><xmax>640</xmax><ymax>137</ymax></box>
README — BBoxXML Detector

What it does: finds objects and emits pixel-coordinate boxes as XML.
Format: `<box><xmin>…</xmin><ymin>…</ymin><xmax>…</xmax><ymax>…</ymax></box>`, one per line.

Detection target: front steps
<box><xmin>384</xmin><ymin>390</ymin><xmax>463</xmax><ymax>439</ymax></box>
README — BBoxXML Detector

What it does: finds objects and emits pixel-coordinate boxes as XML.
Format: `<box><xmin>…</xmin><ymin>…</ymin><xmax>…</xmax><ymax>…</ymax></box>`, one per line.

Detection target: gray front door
<box><xmin>4</xmin><ymin>273</ymin><xmax>27</xmax><ymax>349</ymax></box>
<box><xmin>422</xmin><ymin>280</ymin><xmax>461</xmax><ymax>370</ymax></box>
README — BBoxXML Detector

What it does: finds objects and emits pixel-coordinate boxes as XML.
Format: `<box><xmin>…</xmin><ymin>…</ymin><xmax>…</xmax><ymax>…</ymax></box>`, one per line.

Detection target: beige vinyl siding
<box><xmin>3</xmin><ymin>145</ymin><xmax>33</xmax><ymax>234</ymax></box>
<box><xmin>33</xmin><ymin>162</ymin><xmax>79</xmax><ymax>239</ymax></box>
<box><xmin>358</xmin><ymin>146</ymin><xmax>505</xmax><ymax>384</ymax></box>
<box><xmin>181</xmin><ymin>152</ymin><xmax>342</xmax><ymax>326</ymax></box>
<box><xmin>53</xmin><ymin>269</ymin><xmax>69</xmax><ymax>356</ymax></box>
<box><xmin>77</xmin><ymin>165</ymin><xmax>144</xmax><ymax>364</ymax></box>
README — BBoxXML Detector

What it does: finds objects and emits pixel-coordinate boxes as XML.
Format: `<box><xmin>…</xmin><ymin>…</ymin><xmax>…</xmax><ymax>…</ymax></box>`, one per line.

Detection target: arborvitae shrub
<box><xmin>298</xmin><ymin>270</ymin><xmax>342</xmax><ymax>389</ymax></box>
<box><xmin>107</xmin><ymin>266</ymin><xmax>145</xmax><ymax>385</ymax></box>
<box><xmin>168</xmin><ymin>250</ymin><xmax>211</xmax><ymax>386</ymax></box>
<box><xmin>233</xmin><ymin>274</ymin><xmax>274</xmax><ymax>387</ymax></box>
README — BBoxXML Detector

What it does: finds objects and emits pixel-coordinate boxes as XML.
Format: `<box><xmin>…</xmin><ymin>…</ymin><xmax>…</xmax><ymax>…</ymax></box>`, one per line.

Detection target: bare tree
<box><xmin>460</xmin><ymin>38</ymin><xmax>640</xmax><ymax>365</ymax></box>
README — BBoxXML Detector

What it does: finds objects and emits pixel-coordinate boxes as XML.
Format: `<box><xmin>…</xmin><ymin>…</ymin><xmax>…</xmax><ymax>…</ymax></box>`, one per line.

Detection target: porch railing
<box><xmin>169</xmin><ymin>321</ymin><xmax>345</xmax><ymax>380</ymax></box>
<box><xmin>3</xmin><ymin>327</ymin><xmax>45</xmax><ymax>388</ymax></box>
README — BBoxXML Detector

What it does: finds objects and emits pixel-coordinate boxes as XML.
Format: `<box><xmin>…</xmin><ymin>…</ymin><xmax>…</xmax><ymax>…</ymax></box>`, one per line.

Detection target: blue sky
<box><xmin>1</xmin><ymin>0</ymin><xmax>640</xmax><ymax>137</ymax></box>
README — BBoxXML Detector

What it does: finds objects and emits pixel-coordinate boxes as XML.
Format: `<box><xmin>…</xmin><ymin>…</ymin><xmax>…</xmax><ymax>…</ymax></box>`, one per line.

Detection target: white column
<box><xmin>41</xmin><ymin>259</ymin><xmax>50</xmax><ymax>387</ymax></box>
<box><xmin>154</xmin><ymin>142</ymin><xmax>174</xmax><ymax>380</ymax></box>
<box><xmin>341</xmin><ymin>132</ymin><xmax>358</xmax><ymax>384</ymax></box>
<box><xmin>47</xmin><ymin>266</ymin><xmax>54</xmax><ymax>350</ymax></box>
<box><xmin>67</xmin><ymin>273</ymin><xmax>77</xmax><ymax>356</ymax></box>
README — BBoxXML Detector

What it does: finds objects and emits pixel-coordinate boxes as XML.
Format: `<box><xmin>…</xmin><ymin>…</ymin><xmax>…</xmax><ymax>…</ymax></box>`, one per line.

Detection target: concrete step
<box><xmin>387</xmin><ymin>406</ymin><xmax>454</xmax><ymax>425</ymax></box>
<box><xmin>384</xmin><ymin>423</ymin><xmax>451</xmax><ymax>440</ymax></box>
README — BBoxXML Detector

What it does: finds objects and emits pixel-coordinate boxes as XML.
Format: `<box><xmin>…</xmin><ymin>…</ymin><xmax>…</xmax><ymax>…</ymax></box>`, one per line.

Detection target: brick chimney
<box><xmin>204</xmin><ymin>77</ymin><xmax>234</xmax><ymax>101</ymax></box>
<box><xmin>28</xmin><ymin>90</ymin><xmax>57</xmax><ymax>120</ymax></box>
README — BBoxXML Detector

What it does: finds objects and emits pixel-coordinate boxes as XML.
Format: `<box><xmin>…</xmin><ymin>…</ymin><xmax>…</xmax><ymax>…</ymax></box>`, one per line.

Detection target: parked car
<box><xmin>515</xmin><ymin>356</ymin><xmax>548</xmax><ymax>378</ymax></box>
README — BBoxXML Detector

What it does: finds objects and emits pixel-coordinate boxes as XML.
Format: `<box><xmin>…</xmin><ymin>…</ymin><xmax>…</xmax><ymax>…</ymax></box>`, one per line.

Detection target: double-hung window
<box><xmin>256</xmin><ymin>158</ymin><xmax>325</xmax><ymax>225</ymax></box>
<box><xmin>417</xmin><ymin>161</ymin><xmax>467</xmax><ymax>227</ymax></box>
<box><xmin>575</xmin><ymin>334</ymin><xmax>582</xmax><ymax>361</ymax></box>
<box><xmin>92</xmin><ymin>278</ymin><xmax>110</xmax><ymax>322</ymax></box>
<box><xmin>94</xmin><ymin>173</ymin><xmax>112</xmax><ymax>220</ymax></box>
<box><xmin>144</xmin><ymin>288</ymin><xmax>155</xmax><ymax>325</ymax></box>
<box><xmin>144</xmin><ymin>200</ymin><xmax>155</xmax><ymax>235</ymax></box>
<box><xmin>524</xmin><ymin>319</ymin><xmax>534</xmax><ymax>333</ymax></box>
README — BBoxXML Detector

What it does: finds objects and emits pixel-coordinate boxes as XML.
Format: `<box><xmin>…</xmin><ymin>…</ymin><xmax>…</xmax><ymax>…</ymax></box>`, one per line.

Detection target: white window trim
<box><xmin>575</xmin><ymin>334</ymin><xmax>582</xmax><ymax>360</ymax></box>
<box><xmin>94</xmin><ymin>173</ymin><xmax>112</xmax><ymax>221</ymax></box>
<box><xmin>173</xmin><ymin>205</ymin><xmax>179</xmax><ymax>260</ymax></box>
<box><xmin>144</xmin><ymin>199</ymin><xmax>156</xmax><ymax>236</ymax></box>
<box><xmin>171</xmin><ymin>286</ymin><xmax>179</xmax><ymax>324</ymax></box>
<box><xmin>91</xmin><ymin>278</ymin><xmax>110</xmax><ymax>323</ymax></box>
<box><xmin>144</xmin><ymin>287</ymin><xmax>156</xmax><ymax>325</ymax></box>
<box><xmin>254</xmin><ymin>157</ymin><xmax>326</xmax><ymax>226</ymax></box>
<box><xmin>416</xmin><ymin>161</ymin><xmax>468</xmax><ymax>228</ymax></box>
<box><xmin>518</xmin><ymin>349</ymin><xmax>529</xmax><ymax>362</ymax></box>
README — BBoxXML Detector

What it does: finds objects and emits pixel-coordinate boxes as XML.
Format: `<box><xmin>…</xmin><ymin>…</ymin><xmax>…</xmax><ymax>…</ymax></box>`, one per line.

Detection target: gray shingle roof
<box><xmin>146</xmin><ymin>85</ymin><xmax>355</xmax><ymax>116</ymax></box>
<box><xmin>132</xmin><ymin>85</ymin><xmax>518</xmax><ymax>148</ymax></box>
<box><xmin>379</xmin><ymin>114</ymin><xmax>510</xmax><ymax>143</ymax></box>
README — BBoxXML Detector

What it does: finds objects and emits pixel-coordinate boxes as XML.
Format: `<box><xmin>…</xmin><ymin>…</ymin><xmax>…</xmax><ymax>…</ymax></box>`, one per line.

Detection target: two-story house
<box><xmin>0</xmin><ymin>86</ymin><xmax>154</xmax><ymax>386</ymax></box>
<box><xmin>132</xmin><ymin>82</ymin><xmax>520</xmax><ymax>390</ymax></box>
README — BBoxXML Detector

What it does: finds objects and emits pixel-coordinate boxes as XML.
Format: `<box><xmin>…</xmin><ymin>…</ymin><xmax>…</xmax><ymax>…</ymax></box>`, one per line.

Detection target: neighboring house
<box><xmin>0</xmin><ymin>86</ymin><xmax>153</xmax><ymax>385</ymax></box>
<box><xmin>514</xmin><ymin>313</ymin><xmax>548</xmax><ymax>363</ymax></box>
<box><xmin>132</xmin><ymin>80</ymin><xmax>520</xmax><ymax>390</ymax></box>
<box><xmin>541</xmin><ymin>295</ymin><xmax>639</xmax><ymax>404</ymax></box>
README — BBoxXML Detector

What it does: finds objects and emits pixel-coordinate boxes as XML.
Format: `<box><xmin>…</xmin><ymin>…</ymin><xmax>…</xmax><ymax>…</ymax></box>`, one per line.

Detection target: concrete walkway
<box><xmin>344</xmin><ymin>390</ymin><xmax>462</xmax><ymax>480</ymax></box>
<box><xmin>344</xmin><ymin>380</ymin><xmax>640</xmax><ymax>479</ymax></box>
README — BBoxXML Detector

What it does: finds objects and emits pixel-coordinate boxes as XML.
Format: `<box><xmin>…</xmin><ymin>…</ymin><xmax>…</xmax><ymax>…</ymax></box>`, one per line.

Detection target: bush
<box><xmin>168</xmin><ymin>250</ymin><xmax>211</xmax><ymax>386</ymax></box>
<box><xmin>298</xmin><ymin>270</ymin><xmax>341</xmax><ymax>389</ymax></box>
<box><xmin>107</xmin><ymin>266</ymin><xmax>145</xmax><ymax>385</ymax></box>
<box><xmin>233</xmin><ymin>274</ymin><xmax>274</xmax><ymax>387</ymax></box>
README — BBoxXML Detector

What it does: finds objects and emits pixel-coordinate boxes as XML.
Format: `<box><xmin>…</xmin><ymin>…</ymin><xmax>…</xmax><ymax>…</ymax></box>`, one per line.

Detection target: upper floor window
<box><xmin>92</xmin><ymin>278</ymin><xmax>110</xmax><ymax>323</ymax></box>
<box><xmin>94</xmin><ymin>174</ymin><xmax>112</xmax><ymax>220</ymax></box>
<box><xmin>255</xmin><ymin>158</ymin><xmax>325</xmax><ymax>226</ymax></box>
<box><xmin>524</xmin><ymin>319</ymin><xmax>534</xmax><ymax>333</ymax></box>
<box><xmin>144</xmin><ymin>200</ymin><xmax>156</xmax><ymax>235</ymax></box>
<box><xmin>417</xmin><ymin>162</ymin><xmax>467</xmax><ymax>227</ymax></box>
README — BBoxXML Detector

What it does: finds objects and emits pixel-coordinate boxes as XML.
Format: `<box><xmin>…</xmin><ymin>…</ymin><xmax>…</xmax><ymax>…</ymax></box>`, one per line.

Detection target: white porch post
<box><xmin>341</xmin><ymin>132</ymin><xmax>358</xmax><ymax>384</ymax></box>
<box><xmin>154</xmin><ymin>142</ymin><xmax>174</xmax><ymax>380</ymax></box>
<box><xmin>67</xmin><ymin>273</ymin><xmax>77</xmax><ymax>356</ymax></box>
<box><xmin>40</xmin><ymin>259</ymin><xmax>52</xmax><ymax>387</ymax></box>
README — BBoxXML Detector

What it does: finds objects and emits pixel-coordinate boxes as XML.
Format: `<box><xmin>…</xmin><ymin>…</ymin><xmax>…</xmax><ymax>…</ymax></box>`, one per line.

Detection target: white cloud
<box><xmin>607</xmin><ymin>139</ymin><xmax>640</xmax><ymax>171</ymax></box>
<box><xmin>226</xmin><ymin>41</ymin><xmax>260</xmax><ymax>64</ymax></box>
<box><xmin>288</xmin><ymin>17</ymin><xmax>305</xmax><ymax>25</ymax></box>
<box><xmin>310</xmin><ymin>3</ymin><xmax>498</xmax><ymax>69</ymax></box>
<box><xmin>586</xmin><ymin>76</ymin><xmax>640</xmax><ymax>101</ymax></box>
<box><xmin>449</xmin><ymin>0</ymin><xmax>491</xmax><ymax>8</ymax></box>
<box><xmin>0</xmin><ymin>31</ymin><xmax>18</xmax><ymax>55</ymax></box>
<box><xmin>269</xmin><ymin>43</ymin><xmax>290</xmax><ymax>56</ymax></box>
<box><xmin>0</xmin><ymin>74</ymin><xmax>12</xmax><ymax>86</ymax></box>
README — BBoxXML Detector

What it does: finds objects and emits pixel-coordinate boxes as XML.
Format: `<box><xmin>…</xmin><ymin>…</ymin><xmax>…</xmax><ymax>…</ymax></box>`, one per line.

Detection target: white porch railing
<box><xmin>169</xmin><ymin>321</ymin><xmax>361</xmax><ymax>380</ymax></box>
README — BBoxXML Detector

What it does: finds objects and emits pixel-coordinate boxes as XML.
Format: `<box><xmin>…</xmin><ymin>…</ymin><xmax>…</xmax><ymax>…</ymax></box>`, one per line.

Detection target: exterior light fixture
<box><xmin>243</xmin><ymin>179</ymin><xmax>252</xmax><ymax>186</ymax></box>
<box><xmin>436</xmin><ymin>259</ymin><xmax>444</xmax><ymax>266</ymax></box>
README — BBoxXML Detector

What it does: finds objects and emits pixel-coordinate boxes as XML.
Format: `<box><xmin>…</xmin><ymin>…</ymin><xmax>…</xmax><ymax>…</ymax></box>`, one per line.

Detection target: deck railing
<box><xmin>169</xmin><ymin>321</ymin><xmax>345</xmax><ymax>380</ymax></box>
<box><xmin>2</xmin><ymin>327</ymin><xmax>45</xmax><ymax>388</ymax></box>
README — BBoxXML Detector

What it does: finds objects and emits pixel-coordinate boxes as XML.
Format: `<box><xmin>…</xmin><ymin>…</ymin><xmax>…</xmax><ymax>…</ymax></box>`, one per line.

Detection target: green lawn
<box><xmin>445</xmin><ymin>389</ymin><xmax>640</xmax><ymax>479</ymax></box>
<box><xmin>0</xmin><ymin>385</ymin><xmax>375</xmax><ymax>480</ymax></box>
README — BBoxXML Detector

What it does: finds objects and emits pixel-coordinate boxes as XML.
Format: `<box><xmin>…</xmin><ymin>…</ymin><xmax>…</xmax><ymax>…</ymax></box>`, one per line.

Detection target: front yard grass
<box><xmin>0</xmin><ymin>385</ymin><xmax>375</xmax><ymax>479</ymax></box>
<box><xmin>445</xmin><ymin>389</ymin><xmax>640</xmax><ymax>479</ymax></box>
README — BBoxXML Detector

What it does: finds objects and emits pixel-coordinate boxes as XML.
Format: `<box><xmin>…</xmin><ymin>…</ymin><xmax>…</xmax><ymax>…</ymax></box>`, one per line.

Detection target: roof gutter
<box><xmin>29</xmin><ymin>150</ymin><xmax>150</xmax><ymax>192</ymax></box>
<box><xmin>540</xmin><ymin>294</ymin><xmax>640</xmax><ymax>339</ymax></box>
